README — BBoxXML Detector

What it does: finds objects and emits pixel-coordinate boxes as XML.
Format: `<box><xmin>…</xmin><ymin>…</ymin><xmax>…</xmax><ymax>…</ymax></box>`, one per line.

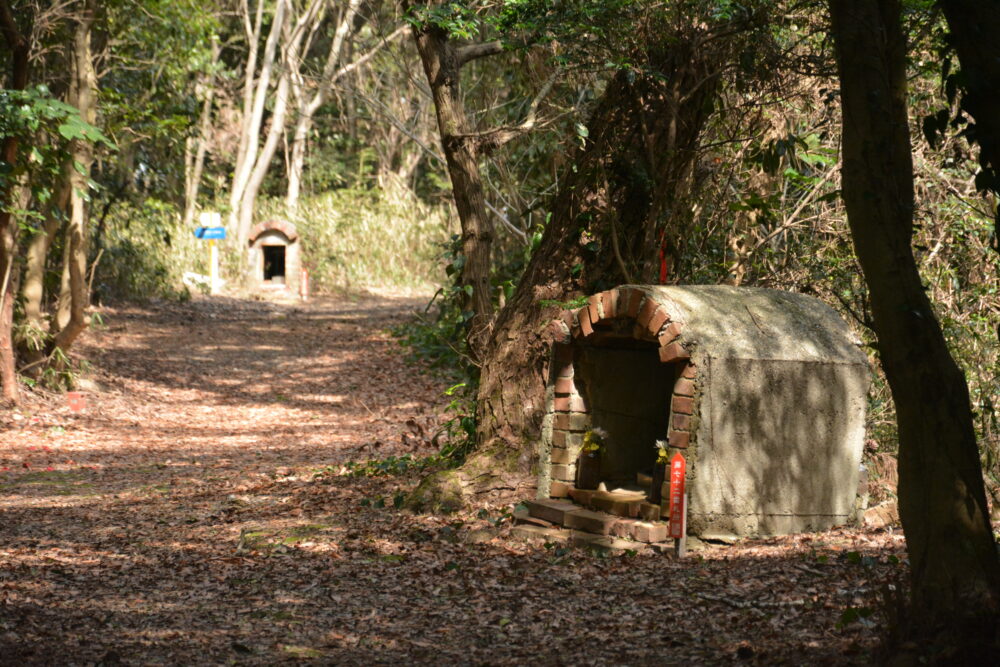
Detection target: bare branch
<box><xmin>456</xmin><ymin>39</ymin><xmax>503</xmax><ymax>66</ymax></box>
<box><xmin>447</xmin><ymin>72</ymin><xmax>559</xmax><ymax>154</ymax></box>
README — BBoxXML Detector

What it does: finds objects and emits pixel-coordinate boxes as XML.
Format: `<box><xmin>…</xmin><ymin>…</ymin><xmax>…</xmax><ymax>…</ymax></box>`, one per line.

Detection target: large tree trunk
<box><xmin>829</xmin><ymin>0</ymin><xmax>1000</xmax><ymax>659</ymax></box>
<box><xmin>409</xmin><ymin>22</ymin><xmax>498</xmax><ymax>359</ymax></box>
<box><xmin>0</xmin><ymin>0</ymin><xmax>30</xmax><ymax>405</ymax></box>
<box><xmin>408</xmin><ymin>35</ymin><xmax>722</xmax><ymax>510</ymax></box>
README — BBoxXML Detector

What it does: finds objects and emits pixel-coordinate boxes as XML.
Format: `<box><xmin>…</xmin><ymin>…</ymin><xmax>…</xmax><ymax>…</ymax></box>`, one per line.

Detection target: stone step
<box><xmin>525</xmin><ymin>499</ymin><xmax>577</xmax><ymax>525</ymax></box>
<box><xmin>513</xmin><ymin>508</ymin><xmax>554</xmax><ymax>528</ymax></box>
<box><xmin>590</xmin><ymin>495</ymin><xmax>642</xmax><ymax>518</ymax></box>
<box><xmin>511</xmin><ymin>524</ymin><xmax>571</xmax><ymax>544</ymax></box>
<box><xmin>610</xmin><ymin>519</ymin><xmax>669</xmax><ymax>543</ymax></box>
<box><xmin>569</xmin><ymin>531</ymin><xmax>647</xmax><ymax>554</ymax></box>
<box><xmin>563</xmin><ymin>508</ymin><xmax>619</xmax><ymax>536</ymax></box>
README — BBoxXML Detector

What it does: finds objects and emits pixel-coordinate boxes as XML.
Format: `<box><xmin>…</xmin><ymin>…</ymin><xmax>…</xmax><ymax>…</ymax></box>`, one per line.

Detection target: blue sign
<box><xmin>195</xmin><ymin>226</ymin><xmax>226</xmax><ymax>240</ymax></box>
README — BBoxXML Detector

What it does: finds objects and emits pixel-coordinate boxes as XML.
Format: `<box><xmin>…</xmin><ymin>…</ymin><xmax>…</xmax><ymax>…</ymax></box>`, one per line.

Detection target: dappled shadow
<box><xmin>0</xmin><ymin>480</ymin><xmax>903</xmax><ymax>664</ymax></box>
<box><xmin>0</xmin><ymin>293</ymin><xmax>894</xmax><ymax>663</ymax></box>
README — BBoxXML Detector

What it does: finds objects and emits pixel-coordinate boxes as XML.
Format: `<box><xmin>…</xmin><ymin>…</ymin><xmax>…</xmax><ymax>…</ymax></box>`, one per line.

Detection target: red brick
<box><xmin>639</xmin><ymin>503</ymin><xmax>661</xmax><ymax>521</ymax></box>
<box><xmin>554</xmin><ymin>413</ymin><xmax>589</xmax><ymax>431</ymax></box>
<box><xmin>554</xmin><ymin>364</ymin><xmax>574</xmax><ymax>381</ymax></box>
<box><xmin>673</xmin><ymin>413</ymin><xmax>692</xmax><ymax>431</ymax></box>
<box><xmin>674</xmin><ymin>378</ymin><xmax>696</xmax><ymax>397</ymax></box>
<box><xmin>559</xmin><ymin>309</ymin><xmax>578</xmax><ymax>330</ymax></box>
<box><xmin>551</xmin><ymin>464</ymin><xmax>574</xmax><ymax>481</ymax></box>
<box><xmin>587</xmin><ymin>295</ymin><xmax>602</xmax><ymax>325</ymax></box>
<box><xmin>550</xmin><ymin>447</ymin><xmax>573</xmax><ymax>464</ymax></box>
<box><xmin>553</xmin><ymin>396</ymin><xmax>571</xmax><ymax>412</ymax></box>
<box><xmin>658</xmin><ymin>322</ymin><xmax>682</xmax><ymax>346</ymax></box>
<box><xmin>672</xmin><ymin>395</ymin><xmax>694</xmax><ymax>415</ymax></box>
<box><xmin>646</xmin><ymin>307</ymin><xmax>670</xmax><ymax>336</ymax></box>
<box><xmin>669</xmin><ymin>429</ymin><xmax>690</xmax><ymax>449</ymax></box>
<box><xmin>624</xmin><ymin>289</ymin><xmax>644</xmax><ymax>318</ymax></box>
<box><xmin>636</xmin><ymin>297</ymin><xmax>659</xmax><ymax>329</ymax></box>
<box><xmin>552</xmin><ymin>430</ymin><xmax>567</xmax><ymax>448</ymax></box>
<box><xmin>568</xmin><ymin>394</ymin><xmax>586</xmax><ymax>412</ymax></box>
<box><xmin>554</xmin><ymin>376</ymin><xmax>576</xmax><ymax>394</ymax></box>
<box><xmin>549</xmin><ymin>481</ymin><xmax>571</xmax><ymax>498</ymax></box>
<box><xmin>601</xmin><ymin>289</ymin><xmax>619</xmax><ymax>319</ymax></box>
<box><xmin>630</xmin><ymin>521</ymin><xmax>668</xmax><ymax>543</ymax></box>
<box><xmin>659</xmin><ymin>342</ymin><xmax>689</xmax><ymax>363</ymax></box>
<box><xmin>578</xmin><ymin>307</ymin><xmax>594</xmax><ymax>337</ymax></box>
<box><xmin>547</xmin><ymin>319</ymin><xmax>571</xmax><ymax>344</ymax></box>
<box><xmin>553</xmin><ymin>343</ymin><xmax>573</xmax><ymax>365</ymax></box>
<box><xmin>681</xmin><ymin>362</ymin><xmax>697</xmax><ymax>379</ymax></box>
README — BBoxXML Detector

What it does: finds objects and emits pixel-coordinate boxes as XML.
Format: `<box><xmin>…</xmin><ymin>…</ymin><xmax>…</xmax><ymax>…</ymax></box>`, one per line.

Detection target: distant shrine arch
<box><xmin>248</xmin><ymin>219</ymin><xmax>301</xmax><ymax>293</ymax></box>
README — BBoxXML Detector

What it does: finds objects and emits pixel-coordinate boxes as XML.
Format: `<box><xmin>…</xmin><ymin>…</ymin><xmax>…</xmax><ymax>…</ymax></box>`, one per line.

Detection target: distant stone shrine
<box><xmin>539</xmin><ymin>285</ymin><xmax>869</xmax><ymax>539</ymax></box>
<box><xmin>247</xmin><ymin>219</ymin><xmax>301</xmax><ymax>294</ymax></box>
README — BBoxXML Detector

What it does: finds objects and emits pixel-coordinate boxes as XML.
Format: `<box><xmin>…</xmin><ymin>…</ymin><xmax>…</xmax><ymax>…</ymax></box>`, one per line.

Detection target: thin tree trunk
<box><xmin>829</xmin><ymin>0</ymin><xmax>1000</xmax><ymax>658</ymax></box>
<box><xmin>235</xmin><ymin>0</ymin><xmax>322</xmax><ymax>244</ymax></box>
<box><xmin>51</xmin><ymin>0</ymin><xmax>98</xmax><ymax>359</ymax></box>
<box><xmin>0</xmin><ymin>0</ymin><xmax>30</xmax><ymax>405</ymax></box>
<box><xmin>183</xmin><ymin>38</ymin><xmax>220</xmax><ymax>227</ymax></box>
<box><xmin>231</xmin><ymin>0</ymin><xmax>287</xmax><ymax>245</ymax></box>
<box><xmin>237</xmin><ymin>71</ymin><xmax>291</xmax><ymax>239</ymax></box>
<box><xmin>232</xmin><ymin>0</ymin><xmax>264</xmax><ymax>196</ymax></box>
<box><xmin>286</xmin><ymin>0</ymin><xmax>363</xmax><ymax>211</ymax></box>
<box><xmin>20</xmin><ymin>172</ymin><xmax>71</xmax><ymax>369</ymax></box>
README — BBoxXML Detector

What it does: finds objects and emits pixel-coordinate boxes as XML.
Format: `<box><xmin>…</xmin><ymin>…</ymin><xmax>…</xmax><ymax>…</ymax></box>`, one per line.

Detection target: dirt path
<box><xmin>1</xmin><ymin>295</ymin><xmax>903</xmax><ymax>664</ymax></box>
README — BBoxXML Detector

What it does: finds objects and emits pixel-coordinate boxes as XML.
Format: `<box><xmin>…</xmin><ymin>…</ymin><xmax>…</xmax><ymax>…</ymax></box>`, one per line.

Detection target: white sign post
<box><xmin>198</xmin><ymin>211</ymin><xmax>223</xmax><ymax>295</ymax></box>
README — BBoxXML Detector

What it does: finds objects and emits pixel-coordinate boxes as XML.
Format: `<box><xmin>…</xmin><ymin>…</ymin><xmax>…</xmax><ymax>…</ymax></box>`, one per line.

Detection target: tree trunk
<box><xmin>408</xmin><ymin>38</ymin><xmax>722</xmax><ymax>509</ymax></box>
<box><xmin>20</xmin><ymin>172</ymin><xmax>71</xmax><ymax>370</ymax></box>
<box><xmin>409</xmin><ymin>22</ymin><xmax>496</xmax><ymax>359</ymax></box>
<box><xmin>183</xmin><ymin>38</ymin><xmax>220</xmax><ymax>227</ymax></box>
<box><xmin>231</xmin><ymin>0</ymin><xmax>286</xmax><ymax>246</ymax></box>
<box><xmin>50</xmin><ymin>0</ymin><xmax>99</xmax><ymax>361</ymax></box>
<box><xmin>286</xmin><ymin>0</ymin><xmax>365</xmax><ymax>212</ymax></box>
<box><xmin>0</xmin><ymin>0</ymin><xmax>30</xmax><ymax>405</ymax></box>
<box><xmin>235</xmin><ymin>0</ymin><xmax>323</xmax><ymax>246</ymax></box>
<box><xmin>829</xmin><ymin>0</ymin><xmax>1000</xmax><ymax>659</ymax></box>
<box><xmin>937</xmin><ymin>1</ymin><xmax>1000</xmax><ymax>189</ymax></box>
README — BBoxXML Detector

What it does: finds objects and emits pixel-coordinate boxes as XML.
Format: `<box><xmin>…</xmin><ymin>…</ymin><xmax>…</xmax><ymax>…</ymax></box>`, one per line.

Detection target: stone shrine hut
<box><xmin>538</xmin><ymin>285</ymin><xmax>869</xmax><ymax>539</ymax></box>
<box><xmin>247</xmin><ymin>219</ymin><xmax>301</xmax><ymax>294</ymax></box>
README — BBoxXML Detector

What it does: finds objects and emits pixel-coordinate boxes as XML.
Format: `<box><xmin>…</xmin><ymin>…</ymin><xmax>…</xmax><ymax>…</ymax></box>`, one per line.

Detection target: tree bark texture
<box><xmin>51</xmin><ymin>0</ymin><xmax>99</xmax><ymax>359</ymax></box>
<box><xmin>231</xmin><ymin>0</ymin><xmax>286</xmax><ymax>247</ymax></box>
<box><xmin>829</xmin><ymin>0</ymin><xmax>1000</xmax><ymax>657</ymax></box>
<box><xmin>0</xmin><ymin>0</ymin><xmax>30</xmax><ymax>405</ymax></box>
<box><xmin>409</xmin><ymin>21</ymin><xmax>496</xmax><ymax>360</ymax></box>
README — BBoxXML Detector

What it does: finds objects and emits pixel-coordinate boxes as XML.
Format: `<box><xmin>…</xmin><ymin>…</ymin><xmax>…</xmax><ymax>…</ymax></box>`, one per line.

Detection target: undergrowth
<box><xmin>255</xmin><ymin>184</ymin><xmax>453</xmax><ymax>294</ymax></box>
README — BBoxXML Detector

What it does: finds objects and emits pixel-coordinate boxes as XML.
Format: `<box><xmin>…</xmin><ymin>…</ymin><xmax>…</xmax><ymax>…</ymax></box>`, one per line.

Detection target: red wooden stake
<box><xmin>669</xmin><ymin>451</ymin><xmax>686</xmax><ymax>539</ymax></box>
<box><xmin>67</xmin><ymin>391</ymin><xmax>86</xmax><ymax>413</ymax></box>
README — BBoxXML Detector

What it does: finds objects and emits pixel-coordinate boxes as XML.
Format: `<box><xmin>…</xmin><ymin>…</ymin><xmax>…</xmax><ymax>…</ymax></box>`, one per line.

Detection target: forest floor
<box><xmin>0</xmin><ymin>294</ymin><xmax>907</xmax><ymax>665</ymax></box>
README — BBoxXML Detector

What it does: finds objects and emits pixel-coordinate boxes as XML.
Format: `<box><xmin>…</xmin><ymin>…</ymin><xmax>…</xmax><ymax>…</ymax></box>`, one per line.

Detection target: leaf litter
<box><xmin>0</xmin><ymin>294</ymin><xmax>907</xmax><ymax>664</ymax></box>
